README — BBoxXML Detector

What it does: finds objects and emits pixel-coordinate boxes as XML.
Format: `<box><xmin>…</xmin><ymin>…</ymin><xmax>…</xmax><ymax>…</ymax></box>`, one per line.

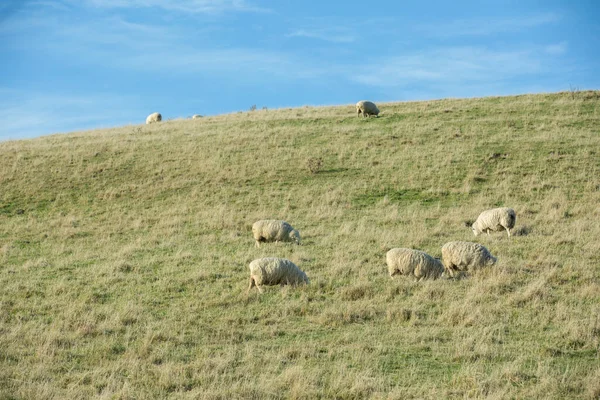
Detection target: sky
<box><xmin>1</xmin><ymin>0</ymin><xmax>599</xmax><ymax>140</ymax></box>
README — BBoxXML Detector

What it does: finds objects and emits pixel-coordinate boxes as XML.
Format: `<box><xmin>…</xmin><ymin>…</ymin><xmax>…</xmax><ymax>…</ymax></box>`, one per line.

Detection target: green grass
<box><xmin>1</xmin><ymin>91</ymin><xmax>600</xmax><ymax>399</ymax></box>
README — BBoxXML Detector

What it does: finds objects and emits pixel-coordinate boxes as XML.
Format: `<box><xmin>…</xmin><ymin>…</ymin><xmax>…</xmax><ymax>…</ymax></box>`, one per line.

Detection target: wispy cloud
<box><xmin>347</xmin><ymin>46</ymin><xmax>555</xmax><ymax>89</ymax></box>
<box><xmin>420</xmin><ymin>12</ymin><xmax>561</xmax><ymax>37</ymax></box>
<box><xmin>284</xmin><ymin>16</ymin><xmax>402</xmax><ymax>44</ymax></box>
<box><xmin>62</xmin><ymin>0</ymin><xmax>270</xmax><ymax>14</ymax></box>
<box><xmin>545</xmin><ymin>41</ymin><xmax>568</xmax><ymax>55</ymax></box>
<box><xmin>286</xmin><ymin>29</ymin><xmax>356</xmax><ymax>43</ymax></box>
<box><xmin>2</xmin><ymin>11</ymin><xmax>322</xmax><ymax>81</ymax></box>
<box><xmin>0</xmin><ymin>89</ymin><xmax>142</xmax><ymax>140</ymax></box>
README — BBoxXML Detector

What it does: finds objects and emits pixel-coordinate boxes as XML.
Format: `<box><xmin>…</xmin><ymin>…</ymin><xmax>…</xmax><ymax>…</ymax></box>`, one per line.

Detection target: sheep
<box><xmin>192</xmin><ymin>114</ymin><xmax>202</xmax><ymax>119</ymax></box>
<box><xmin>247</xmin><ymin>257</ymin><xmax>310</xmax><ymax>293</ymax></box>
<box><xmin>472</xmin><ymin>207</ymin><xmax>516</xmax><ymax>237</ymax></box>
<box><xmin>386</xmin><ymin>248</ymin><xmax>444</xmax><ymax>281</ymax></box>
<box><xmin>356</xmin><ymin>100</ymin><xmax>380</xmax><ymax>118</ymax></box>
<box><xmin>251</xmin><ymin>220</ymin><xmax>301</xmax><ymax>248</ymax></box>
<box><xmin>146</xmin><ymin>112</ymin><xmax>162</xmax><ymax>124</ymax></box>
<box><xmin>441</xmin><ymin>241</ymin><xmax>497</xmax><ymax>278</ymax></box>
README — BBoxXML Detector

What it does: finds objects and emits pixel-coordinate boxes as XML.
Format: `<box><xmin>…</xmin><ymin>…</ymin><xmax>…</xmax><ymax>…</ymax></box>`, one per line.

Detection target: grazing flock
<box><xmin>145</xmin><ymin>102</ymin><xmax>516</xmax><ymax>294</ymax></box>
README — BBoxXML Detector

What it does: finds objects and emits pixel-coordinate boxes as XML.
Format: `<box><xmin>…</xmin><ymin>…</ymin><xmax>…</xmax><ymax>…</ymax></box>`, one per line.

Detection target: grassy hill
<box><xmin>1</xmin><ymin>91</ymin><xmax>599</xmax><ymax>399</ymax></box>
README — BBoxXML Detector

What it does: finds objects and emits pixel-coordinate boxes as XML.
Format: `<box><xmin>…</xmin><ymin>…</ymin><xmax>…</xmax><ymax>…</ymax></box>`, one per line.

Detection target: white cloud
<box><xmin>0</xmin><ymin>89</ymin><xmax>142</xmax><ymax>140</ymax></box>
<box><xmin>63</xmin><ymin>0</ymin><xmax>270</xmax><ymax>13</ymax></box>
<box><xmin>420</xmin><ymin>12</ymin><xmax>561</xmax><ymax>37</ymax></box>
<box><xmin>2</xmin><ymin>10</ymin><xmax>323</xmax><ymax>81</ymax></box>
<box><xmin>545</xmin><ymin>41</ymin><xmax>568</xmax><ymax>55</ymax></box>
<box><xmin>347</xmin><ymin>46</ymin><xmax>547</xmax><ymax>88</ymax></box>
<box><xmin>286</xmin><ymin>29</ymin><xmax>355</xmax><ymax>43</ymax></box>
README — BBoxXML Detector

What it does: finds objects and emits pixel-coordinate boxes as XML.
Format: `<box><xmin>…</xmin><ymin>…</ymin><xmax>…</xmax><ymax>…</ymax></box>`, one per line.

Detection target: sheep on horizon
<box><xmin>146</xmin><ymin>112</ymin><xmax>162</xmax><ymax>124</ymax></box>
<box><xmin>356</xmin><ymin>100</ymin><xmax>380</xmax><ymax>118</ymax></box>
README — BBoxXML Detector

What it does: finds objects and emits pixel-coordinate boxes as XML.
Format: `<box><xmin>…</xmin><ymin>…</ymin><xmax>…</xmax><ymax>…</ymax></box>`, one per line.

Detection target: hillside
<box><xmin>1</xmin><ymin>91</ymin><xmax>599</xmax><ymax>399</ymax></box>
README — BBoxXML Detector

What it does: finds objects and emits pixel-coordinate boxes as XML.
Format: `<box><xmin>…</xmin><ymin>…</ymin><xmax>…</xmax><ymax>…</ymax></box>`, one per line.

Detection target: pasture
<box><xmin>1</xmin><ymin>91</ymin><xmax>599</xmax><ymax>398</ymax></box>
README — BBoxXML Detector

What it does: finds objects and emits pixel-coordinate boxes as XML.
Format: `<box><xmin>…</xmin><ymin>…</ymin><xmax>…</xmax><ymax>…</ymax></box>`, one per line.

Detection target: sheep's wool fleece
<box><xmin>473</xmin><ymin>207</ymin><xmax>516</xmax><ymax>232</ymax></box>
<box><xmin>252</xmin><ymin>220</ymin><xmax>296</xmax><ymax>242</ymax></box>
<box><xmin>249</xmin><ymin>258</ymin><xmax>309</xmax><ymax>286</ymax></box>
<box><xmin>356</xmin><ymin>100</ymin><xmax>380</xmax><ymax>116</ymax></box>
<box><xmin>146</xmin><ymin>112</ymin><xmax>162</xmax><ymax>124</ymax></box>
<box><xmin>386</xmin><ymin>248</ymin><xmax>444</xmax><ymax>279</ymax></box>
<box><xmin>441</xmin><ymin>241</ymin><xmax>497</xmax><ymax>271</ymax></box>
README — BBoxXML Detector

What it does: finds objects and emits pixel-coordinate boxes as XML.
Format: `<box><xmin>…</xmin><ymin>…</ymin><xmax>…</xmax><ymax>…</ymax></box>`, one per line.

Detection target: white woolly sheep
<box><xmin>252</xmin><ymin>220</ymin><xmax>301</xmax><ymax>248</ymax></box>
<box><xmin>247</xmin><ymin>257</ymin><xmax>310</xmax><ymax>293</ymax></box>
<box><xmin>356</xmin><ymin>100</ymin><xmax>380</xmax><ymax>118</ymax></box>
<box><xmin>472</xmin><ymin>207</ymin><xmax>516</xmax><ymax>237</ymax></box>
<box><xmin>192</xmin><ymin>114</ymin><xmax>202</xmax><ymax>119</ymax></box>
<box><xmin>146</xmin><ymin>112</ymin><xmax>162</xmax><ymax>124</ymax></box>
<box><xmin>441</xmin><ymin>241</ymin><xmax>497</xmax><ymax>278</ymax></box>
<box><xmin>386</xmin><ymin>248</ymin><xmax>444</xmax><ymax>281</ymax></box>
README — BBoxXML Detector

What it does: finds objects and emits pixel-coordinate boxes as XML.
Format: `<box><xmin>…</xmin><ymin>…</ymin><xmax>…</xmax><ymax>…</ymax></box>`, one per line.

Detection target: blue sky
<box><xmin>1</xmin><ymin>0</ymin><xmax>598</xmax><ymax>140</ymax></box>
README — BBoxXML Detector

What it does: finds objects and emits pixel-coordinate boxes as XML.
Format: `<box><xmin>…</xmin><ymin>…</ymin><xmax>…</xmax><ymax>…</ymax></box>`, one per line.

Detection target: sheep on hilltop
<box><xmin>146</xmin><ymin>112</ymin><xmax>162</xmax><ymax>124</ymax></box>
<box><xmin>356</xmin><ymin>100</ymin><xmax>380</xmax><ymax>118</ymax></box>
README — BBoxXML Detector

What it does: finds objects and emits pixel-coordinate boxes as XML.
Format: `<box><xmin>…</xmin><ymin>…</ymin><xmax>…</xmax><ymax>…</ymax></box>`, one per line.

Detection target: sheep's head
<box><xmin>290</xmin><ymin>229</ymin><xmax>301</xmax><ymax>245</ymax></box>
<box><xmin>471</xmin><ymin>224</ymin><xmax>480</xmax><ymax>236</ymax></box>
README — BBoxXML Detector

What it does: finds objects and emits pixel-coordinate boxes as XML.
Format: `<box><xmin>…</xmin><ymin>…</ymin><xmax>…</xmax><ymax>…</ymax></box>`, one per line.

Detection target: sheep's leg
<box><xmin>506</xmin><ymin>227</ymin><xmax>511</xmax><ymax>237</ymax></box>
<box><xmin>247</xmin><ymin>277</ymin><xmax>256</xmax><ymax>294</ymax></box>
<box><xmin>255</xmin><ymin>240</ymin><xmax>260</xmax><ymax>248</ymax></box>
<box><xmin>447</xmin><ymin>265</ymin><xmax>457</xmax><ymax>278</ymax></box>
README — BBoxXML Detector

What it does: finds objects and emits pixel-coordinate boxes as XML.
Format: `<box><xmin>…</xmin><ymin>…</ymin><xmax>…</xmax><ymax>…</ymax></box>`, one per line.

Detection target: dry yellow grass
<box><xmin>1</xmin><ymin>91</ymin><xmax>599</xmax><ymax>398</ymax></box>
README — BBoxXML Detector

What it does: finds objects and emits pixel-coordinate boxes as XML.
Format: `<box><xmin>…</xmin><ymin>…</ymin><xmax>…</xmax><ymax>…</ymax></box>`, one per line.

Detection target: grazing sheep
<box><xmin>252</xmin><ymin>220</ymin><xmax>301</xmax><ymax>248</ymax></box>
<box><xmin>356</xmin><ymin>100</ymin><xmax>380</xmax><ymax>118</ymax></box>
<box><xmin>247</xmin><ymin>257</ymin><xmax>309</xmax><ymax>293</ymax></box>
<box><xmin>192</xmin><ymin>114</ymin><xmax>202</xmax><ymax>119</ymax></box>
<box><xmin>472</xmin><ymin>207</ymin><xmax>516</xmax><ymax>237</ymax></box>
<box><xmin>386</xmin><ymin>248</ymin><xmax>444</xmax><ymax>281</ymax></box>
<box><xmin>441</xmin><ymin>241</ymin><xmax>497</xmax><ymax>277</ymax></box>
<box><xmin>146</xmin><ymin>112</ymin><xmax>162</xmax><ymax>124</ymax></box>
